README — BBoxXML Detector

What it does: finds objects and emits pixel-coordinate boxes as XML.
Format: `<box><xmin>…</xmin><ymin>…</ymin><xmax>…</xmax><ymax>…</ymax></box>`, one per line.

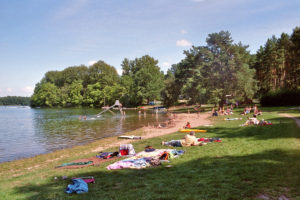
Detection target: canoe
<box><xmin>179</xmin><ymin>129</ymin><xmax>207</xmax><ymax>133</ymax></box>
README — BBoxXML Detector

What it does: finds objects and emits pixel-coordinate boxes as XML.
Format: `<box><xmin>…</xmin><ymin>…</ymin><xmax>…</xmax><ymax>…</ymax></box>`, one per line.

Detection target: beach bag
<box><xmin>119</xmin><ymin>144</ymin><xmax>135</xmax><ymax>156</ymax></box>
<box><xmin>159</xmin><ymin>151</ymin><xmax>169</xmax><ymax>160</ymax></box>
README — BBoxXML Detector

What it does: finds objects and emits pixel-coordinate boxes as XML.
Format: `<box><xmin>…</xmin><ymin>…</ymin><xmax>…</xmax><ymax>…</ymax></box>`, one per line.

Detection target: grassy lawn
<box><xmin>0</xmin><ymin>107</ymin><xmax>299</xmax><ymax>200</ymax></box>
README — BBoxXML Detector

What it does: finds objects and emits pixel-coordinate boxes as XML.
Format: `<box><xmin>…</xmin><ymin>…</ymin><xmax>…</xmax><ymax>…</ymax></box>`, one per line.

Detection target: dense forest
<box><xmin>30</xmin><ymin>56</ymin><xmax>163</xmax><ymax>107</ymax></box>
<box><xmin>31</xmin><ymin>27</ymin><xmax>300</xmax><ymax>108</ymax></box>
<box><xmin>252</xmin><ymin>27</ymin><xmax>300</xmax><ymax>93</ymax></box>
<box><xmin>0</xmin><ymin>96</ymin><xmax>30</xmax><ymax>106</ymax></box>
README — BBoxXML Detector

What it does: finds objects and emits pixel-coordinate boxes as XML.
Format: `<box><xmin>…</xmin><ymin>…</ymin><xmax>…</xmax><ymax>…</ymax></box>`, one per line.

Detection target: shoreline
<box><xmin>92</xmin><ymin>112</ymin><xmax>212</xmax><ymax>152</ymax></box>
<box><xmin>0</xmin><ymin>112</ymin><xmax>211</xmax><ymax>169</ymax></box>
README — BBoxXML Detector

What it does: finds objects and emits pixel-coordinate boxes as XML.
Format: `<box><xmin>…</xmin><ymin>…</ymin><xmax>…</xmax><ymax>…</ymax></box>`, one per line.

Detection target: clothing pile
<box><xmin>198</xmin><ymin>137</ymin><xmax>222</xmax><ymax>143</ymax></box>
<box><xmin>96</xmin><ymin>152</ymin><xmax>119</xmax><ymax>159</ymax></box>
<box><xmin>65</xmin><ymin>178</ymin><xmax>88</xmax><ymax>194</ymax></box>
<box><xmin>258</xmin><ymin>119</ymin><xmax>273</xmax><ymax>126</ymax></box>
<box><xmin>119</xmin><ymin>144</ymin><xmax>136</xmax><ymax>156</ymax></box>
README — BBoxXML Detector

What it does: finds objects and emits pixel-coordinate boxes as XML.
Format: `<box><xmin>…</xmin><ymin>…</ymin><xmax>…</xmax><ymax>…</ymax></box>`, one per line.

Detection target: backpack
<box><xmin>159</xmin><ymin>151</ymin><xmax>169</xmax><ymax>160</ymax></box>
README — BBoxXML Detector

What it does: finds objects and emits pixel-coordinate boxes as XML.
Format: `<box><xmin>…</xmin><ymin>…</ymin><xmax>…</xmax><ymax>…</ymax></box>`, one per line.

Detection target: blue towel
<box><xmin>65</xmin><ymin>178</ymin><xmax>88</xmax><ymax>194</ymax></box>
<box><xmin>172</xmin><ymin>150</ymin><xmax>185</xmax><ymax>155</ymax></box>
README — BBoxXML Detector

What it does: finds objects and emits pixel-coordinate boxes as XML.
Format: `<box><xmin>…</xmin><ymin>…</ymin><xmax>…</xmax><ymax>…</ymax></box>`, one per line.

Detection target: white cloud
<box><xmin>22</xmin><ymin>86</ymin><xmax>34</xmax><ymax>93</ymax></box>
<box><xmin>180</xmin><ymin>29</ymin><xmax>187</xmax><ymax>34</ymax></box>
<box><xmin>176</xmin><ymin>39</ymin><xmax>192</xmax><ymax>47</ymax></box>
<box><xmin>6</xmin><ymin>88</ymin><xmax>12</xmax><ymax>93</ymax></box>
<box><xmin>162</xmin><ymin>62</ymin><xmax>171</xmax><ymax>68</ymax></box>
<box><xmin>88</xmin><ymin>60</ymin><xmax>97</xmax><ymax>66</ymax></box>
<box><xmin>116</xmin><ymin>68</ymin><xmax>123</xmax><ymax>76</ymax></box>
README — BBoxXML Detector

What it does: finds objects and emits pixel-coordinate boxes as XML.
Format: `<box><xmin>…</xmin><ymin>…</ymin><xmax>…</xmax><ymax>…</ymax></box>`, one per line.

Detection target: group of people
<box><xmin>242</xmin><ymin>105</ymin><xmax>262</xmax><ymax>116</ymax></box>
<box><xmin>212</xmin><ymin>106</ymin><xmax>233</xmax><ymax>117</ymax></box>
<box><xmin>212</xmin><ymin>104</ymin><xmax>262</xmax><ymax>117</ymax></box>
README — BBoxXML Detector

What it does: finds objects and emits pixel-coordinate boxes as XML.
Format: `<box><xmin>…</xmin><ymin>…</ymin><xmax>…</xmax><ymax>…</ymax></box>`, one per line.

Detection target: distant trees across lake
<box><xmin>31</xmin><ymin>27</ymin><xmax>300</xmax><ymax>108</ymax></box>
<box><xmin>30</xmin><ymin>56</ymin><xmax>164</xmax><ymax>108</ymax></box>
<box><xmin>0</xmin><ymin>96</ymin><xmax>30</xmax><ymax>106</ymax></box>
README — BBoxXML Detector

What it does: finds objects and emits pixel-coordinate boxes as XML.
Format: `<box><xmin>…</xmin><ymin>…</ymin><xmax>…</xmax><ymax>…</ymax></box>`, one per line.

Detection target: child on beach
<box><xmin>184</xmin><ymin>122</ymin><xmax>191</xmax><ymax>129</ymax></box>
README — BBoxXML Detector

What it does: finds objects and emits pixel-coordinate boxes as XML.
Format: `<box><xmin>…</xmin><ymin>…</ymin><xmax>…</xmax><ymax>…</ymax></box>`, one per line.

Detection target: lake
<box><xmin>0</xmin><ymin>106</ymin><xmax>168</xmax><ymax>163</ymax></box>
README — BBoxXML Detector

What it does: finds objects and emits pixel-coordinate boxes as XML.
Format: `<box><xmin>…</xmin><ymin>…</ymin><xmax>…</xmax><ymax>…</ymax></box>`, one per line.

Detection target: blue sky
<box><xmin>0</xmin><ymin>0</ymin><xmax>299</xmax><ymax>97</ymax></box>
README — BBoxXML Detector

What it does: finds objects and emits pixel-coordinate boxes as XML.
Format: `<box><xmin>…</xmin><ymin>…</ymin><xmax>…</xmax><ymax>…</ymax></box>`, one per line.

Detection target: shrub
<box><xmin>260</xmin><ymin>89</ymin><xmax>300</xmax><ymax>106</ymax></box>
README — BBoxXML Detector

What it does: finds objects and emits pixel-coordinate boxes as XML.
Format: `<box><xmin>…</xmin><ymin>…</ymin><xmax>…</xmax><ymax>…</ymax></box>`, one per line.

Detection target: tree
<box><xmin>290</xmin><ymin>27</ymin><xmax>300</xmax><ymax>88</ymax></box>
<box><xmin>172</xmin><ymin>31</ymin><xmax>257</xmax><ymax>107</ymax></box>
<box><xmin>252</xmin><ymin>27</ymin><xmax>300</xmax><ymax>95</ymax></box>
<box><xmin>88</xmin><ymin>61</ymin><xmax>119</xmax><ymax>87</ymax></box>
<box><xmin>84</xmin><ymin>83</ymin><xmax>102</xmax><ymax>107</ymax></box>
<box><xmin>161</xmin><ymin>67</ymin><xmax>182</xmax><ymax>107</ymax></box>
<box><xmin>68</xmin><ymin>80</ymin><xmax>83</xmax><ymax>106</ymax></box>
<box><xmin>31</xmin><ymin>60</ymin><xmax>121</xmax><ymax>107</ymax></box>
<box><xmin>120</xmin><ymin>55</ymin><xmax>164</xmax><ymax>106</ymax></box>
<box><xmin>30</xmin><ymin>82</ymin><xmax>60</xmax><ymax>107</ymax></box>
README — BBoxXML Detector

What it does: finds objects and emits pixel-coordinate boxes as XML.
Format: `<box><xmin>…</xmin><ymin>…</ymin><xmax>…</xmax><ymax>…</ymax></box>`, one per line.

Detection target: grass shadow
<box><xmin>13</xmin><ymin>149</ymin><xmax>300</xmax><ymax>200</ymax></box>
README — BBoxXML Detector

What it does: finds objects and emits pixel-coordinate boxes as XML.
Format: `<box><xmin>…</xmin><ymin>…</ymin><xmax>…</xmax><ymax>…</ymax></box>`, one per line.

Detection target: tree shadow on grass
<box><xmin>13</xmin><ymin>149</ymin><xmax>300</xmax><ymax>200</ymax></box>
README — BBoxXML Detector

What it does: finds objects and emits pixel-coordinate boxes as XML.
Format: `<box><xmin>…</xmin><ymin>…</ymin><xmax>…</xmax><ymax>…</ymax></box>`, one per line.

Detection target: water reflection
<box><xmin>0</xmin><ymin>107</ymin><xmax>168</xmax><ymax>162</ymax></box>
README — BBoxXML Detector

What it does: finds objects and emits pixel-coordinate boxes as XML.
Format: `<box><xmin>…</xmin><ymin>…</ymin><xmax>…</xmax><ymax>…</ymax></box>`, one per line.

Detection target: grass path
<box><xmin>0</xmin><ymin>107</ymin><xmax>299</xmax><ymax>200</ymax></box>
<box><xmin>280</xmin><ymin>113</ymin><xmax>300</xmax><ymax>127</ymax></box>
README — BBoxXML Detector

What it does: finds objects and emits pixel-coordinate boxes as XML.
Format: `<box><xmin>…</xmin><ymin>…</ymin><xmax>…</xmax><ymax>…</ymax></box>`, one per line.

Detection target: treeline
<box><xmin>31</xmin><ymin>56</ymin><xmax>164</xmax><ymax>107</ymax></box>
<box><xmin>31</xmin><ymin>27</ymin><xmax>300</xmax><ymax>107</ymax></box>
<box><xmin>252</xmin><ymin>27</ymin><xmax>300</xmax><ymax>94</ymax></box>
<box><xmin>0</xmin><ymin>96</ymin><xmax>30</xmax><ymax>106</ymax></box>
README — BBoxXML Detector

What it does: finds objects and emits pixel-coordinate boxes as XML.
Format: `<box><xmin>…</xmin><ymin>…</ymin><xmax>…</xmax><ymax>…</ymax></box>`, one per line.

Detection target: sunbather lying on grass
<box><xmin>162</xmin><ymin>131</ymin><xmax>199</xmax><ymax>147</ymax></box>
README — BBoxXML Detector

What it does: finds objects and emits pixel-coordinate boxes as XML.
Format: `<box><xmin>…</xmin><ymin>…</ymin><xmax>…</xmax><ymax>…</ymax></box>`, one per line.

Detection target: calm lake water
<box><xmin>0</xmin><ymin>106</ymin><xmax>168</xmax><ymax>163</ymax></box>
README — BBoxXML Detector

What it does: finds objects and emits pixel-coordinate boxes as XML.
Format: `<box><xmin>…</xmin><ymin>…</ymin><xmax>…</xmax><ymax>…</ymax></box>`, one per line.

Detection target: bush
<box><xmin>261</xmin><ymin>89</ymin><xmax>300</xmax><ymax>106</ymax></box>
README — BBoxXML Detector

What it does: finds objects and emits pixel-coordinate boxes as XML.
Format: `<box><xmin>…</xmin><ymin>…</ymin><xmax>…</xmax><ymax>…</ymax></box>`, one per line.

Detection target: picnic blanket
<box><xmin>225</xmin><ymin>118</ymin><xmax>242</xmax><ymax>121</ymax></box>
<box><xmin>106</xmin><ymin>149</ymin><xmax>184</xmax><ymax>170</ymax></box>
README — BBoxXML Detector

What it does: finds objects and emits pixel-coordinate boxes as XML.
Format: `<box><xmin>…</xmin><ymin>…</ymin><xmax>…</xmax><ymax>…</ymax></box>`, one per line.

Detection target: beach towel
<box><xmin>56</xmin><ymin>161</ymin><xmax>93</xmax><ymax>168</ymax></box>
<box><xmin>106</xmin><ymin>149</ymin><xmax>183</xmax><ymax>170</ymax></box>
<box><xmin>225</xmin><ymin>118</ymin><xmax>242</xmax><ymax>121</ymax></box>
<box><xmin>56</xmin><ymin>156</ymin><xmax>119</xmax><ymax>169</ymax></box>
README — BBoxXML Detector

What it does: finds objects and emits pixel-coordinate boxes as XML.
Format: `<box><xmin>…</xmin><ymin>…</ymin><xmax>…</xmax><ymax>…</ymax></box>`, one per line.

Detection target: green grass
<box><xmin>0</xmin><ymin>107</ymin><xmax>299</xmax><ymax>200</ymax></box>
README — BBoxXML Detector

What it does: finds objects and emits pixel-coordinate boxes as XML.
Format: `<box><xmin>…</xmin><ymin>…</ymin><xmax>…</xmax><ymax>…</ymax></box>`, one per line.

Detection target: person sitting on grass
<box><xmin>225</xmin><ymin>107</ymin><xmax>233</xmax><ymax>115</ymax></box>
<box><xmin>161</xmin><ymin>131</ymin><xmax>199</xmax><ymax>147</ymax></box>
<box><xmin>242</xmin><ymin>106</ymin><xmax>251</xmax><ymax>115</ymax></box>
<box><xmin>218</xmin><ymin>107</ymin><xmax>225</xmax><ymax>115</ymax></box>
<box><xmin>253</xmin><ymin>104</ymin><xmax>262</xmax><ymax>115</ymax></box>
<box><xmin>242</xmin><ymin>115</ymin><xmax>260</xmax><ymax>126</ymax></box>
<box><xmin>212</xmin><ymin>107</ymin><xmax>218</xmax><ymax>117</ymax></box>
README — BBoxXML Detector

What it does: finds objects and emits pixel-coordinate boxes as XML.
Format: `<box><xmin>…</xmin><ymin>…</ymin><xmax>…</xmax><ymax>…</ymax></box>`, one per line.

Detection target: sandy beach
<box><xmin>93</xmin><ymin>112</ymin><xmax>211</xmax><ymax>152</ymax></box>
